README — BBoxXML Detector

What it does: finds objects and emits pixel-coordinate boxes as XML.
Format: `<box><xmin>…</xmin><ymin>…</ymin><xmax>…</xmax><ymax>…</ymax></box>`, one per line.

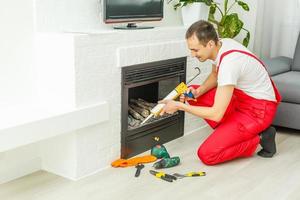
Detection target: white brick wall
<box><xmin>184</xmin><ymin>57</ymin><xmax>211</xmax><ymax>134</ymax></box>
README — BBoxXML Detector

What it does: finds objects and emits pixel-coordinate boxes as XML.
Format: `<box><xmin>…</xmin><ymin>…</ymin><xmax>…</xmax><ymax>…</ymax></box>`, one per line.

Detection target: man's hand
<box><xmin>179</xmin><ymin>85</ymin><xmax>234</xmax><ymax>122</ymax></box>
<box><xmin>158</xmin><ymin>100</ymin><xmax>182</xmax><ymax>116</ymax></box>
<box><xmin>190</xmin><ymin>86</ymin><xmax>202</xmax><ymax>98</ymax></box>
<box><xmin>179</xmin><ymin>86</ymin><xmax>201</xmax><ymax>103</ymax></box>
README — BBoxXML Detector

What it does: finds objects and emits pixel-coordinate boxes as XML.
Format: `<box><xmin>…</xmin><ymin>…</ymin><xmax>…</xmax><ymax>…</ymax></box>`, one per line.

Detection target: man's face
<box><xmin>187</xmin><ymin>34</ymin><xmax>214</xmax><ymax>62</ymax></box>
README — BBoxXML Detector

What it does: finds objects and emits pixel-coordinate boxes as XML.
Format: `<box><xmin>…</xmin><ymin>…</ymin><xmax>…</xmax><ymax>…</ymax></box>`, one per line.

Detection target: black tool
<box><xmin>173</xmin><ymin>171</ymin><xmax>206</xmax><ymax>179</ymax></box>
<box><xmin>135</xmin><ymin>163</ymin><xmax>144</xmax><ymax>177</ymax></box>
<box><xmin>149</xmin><ymin>170</ymin><xmax>177</xmax><ymax>182</ymax></box>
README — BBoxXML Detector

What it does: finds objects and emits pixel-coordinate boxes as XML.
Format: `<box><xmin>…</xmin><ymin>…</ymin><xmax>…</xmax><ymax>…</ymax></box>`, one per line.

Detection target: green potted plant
<box><xmin>168</xmin><ymin>0</ymin><xmax>251</xmax><ymax>47</ymax></box>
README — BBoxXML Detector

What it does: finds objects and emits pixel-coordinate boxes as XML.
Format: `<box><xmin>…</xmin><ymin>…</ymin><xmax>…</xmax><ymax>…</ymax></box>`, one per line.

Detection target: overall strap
<box><xmin>217</xmin><ymin>50</ymin><xmax>265</xmax><ymax>72</ymax></box>
<box><xmin>216</xmin><ymin>49</ymin><xmax>281</xmax><ymax>103</ymax></box>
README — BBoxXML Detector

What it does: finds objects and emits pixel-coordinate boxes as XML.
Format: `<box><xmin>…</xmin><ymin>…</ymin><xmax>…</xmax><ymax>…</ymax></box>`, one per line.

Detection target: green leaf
<box><xmin>208</xmin><ymin>4</ymin><xmax>217</xmax><ymax>24</ymax></box>
<box><xmin>224</xmin><ymin>0</ymin><xmax>229</xmax><ymax>12</ymax></box>
<box><xmin>237</xmin><ymin>1</ymin><xmax>250</xmax><ymax>11</ymax></box>
<box><xmin>219</xmin><ymin>15</ymin><xmax>226</xmax><ymax>26</ymax></box>
<box><xmin>243</xmin><ymin>31</ymin><xmax>250</xmax><ymax>47</ymax></box>
<box><xmin>191</xmin><ymin>0</ymin><xmax>213</xmax><ymax>5</ymax></box>
<box><xmin>209</xmin><ymin>4</ymin><xmax>216</xmax><ymax>15</ymax></box>
<box><xmin>218</xmin><ymin>13</ymin><xmax>243</xmax><ymax>38</ymax></box>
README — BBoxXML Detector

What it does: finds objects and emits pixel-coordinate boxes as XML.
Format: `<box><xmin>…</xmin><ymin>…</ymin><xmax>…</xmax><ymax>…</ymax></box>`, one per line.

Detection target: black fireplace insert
<box><xmin>121</xmin><ymin>57</ymin><xmax>187</xmax><ymax>158</ymax></box>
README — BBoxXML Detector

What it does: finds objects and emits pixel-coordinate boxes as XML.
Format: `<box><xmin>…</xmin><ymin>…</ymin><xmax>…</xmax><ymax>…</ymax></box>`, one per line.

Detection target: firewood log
<box><xmin>129</xmin><ymin>104</ymin><xmax>150</xmax><ymax>118</ymax></box>
<box><xmin>129</xmin><ymin>99</ymin><xmax>151</xmax><ymax>111</ymax></box>
<box><xmin>137</xmin><ymin>98</ymin><xmax>156</xmax><ymax>108</ymax></box>
<box><xmin>128</xmin><ymin>114</ymin><xmax>141</xmax><ymax>127</ymax></box>
<box><xmin>128</xmin><ymin>106</ymin><xmax>145</xmax><ymax>120</ymax></box>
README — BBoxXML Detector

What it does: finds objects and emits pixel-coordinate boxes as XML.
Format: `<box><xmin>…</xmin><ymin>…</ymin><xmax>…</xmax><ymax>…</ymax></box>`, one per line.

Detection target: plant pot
<box><xmin>181</xmin><ymin>3</ymin><xmax>209</xmax><ymax>27</ymax></box>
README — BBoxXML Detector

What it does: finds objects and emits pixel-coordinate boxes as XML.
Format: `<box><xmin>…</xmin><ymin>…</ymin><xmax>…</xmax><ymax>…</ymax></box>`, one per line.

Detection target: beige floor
<box><xmin>1</xmin><ymin>126</ymin><xmax>300</xmax><ymax>200</ymax></box>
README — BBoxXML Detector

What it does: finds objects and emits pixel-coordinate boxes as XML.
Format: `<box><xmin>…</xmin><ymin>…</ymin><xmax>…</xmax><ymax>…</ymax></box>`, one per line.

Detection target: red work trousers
<box><xmin>188</xmin><ymin>86</ymin><xmax>278</xmax><ymax>165</ymax></box>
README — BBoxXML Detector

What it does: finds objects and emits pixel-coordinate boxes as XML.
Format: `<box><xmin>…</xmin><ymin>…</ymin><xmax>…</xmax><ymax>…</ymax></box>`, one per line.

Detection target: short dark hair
<box><xmin>185</xmin><ymin>20</ymin><xmax>219</xmax><ymax>46</ymax></box>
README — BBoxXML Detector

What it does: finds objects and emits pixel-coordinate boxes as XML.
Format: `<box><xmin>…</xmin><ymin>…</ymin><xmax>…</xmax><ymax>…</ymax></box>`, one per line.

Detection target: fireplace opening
<box><xmin>128</xmin><ymin>77</ymin><xmax>180</xmax><ymax>129</ymax></box>
<box><xmin>121</xmin><ymin>57</ymin><xmax>186</xmax><ymax>158</ymax></box>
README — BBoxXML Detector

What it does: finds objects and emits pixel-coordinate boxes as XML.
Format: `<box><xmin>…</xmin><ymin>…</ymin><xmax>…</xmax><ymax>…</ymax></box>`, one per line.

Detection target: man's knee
<box><xmin>197</xmin><ymin>144</ymin><xmax>220</xmax><ymax>166</ymax></box>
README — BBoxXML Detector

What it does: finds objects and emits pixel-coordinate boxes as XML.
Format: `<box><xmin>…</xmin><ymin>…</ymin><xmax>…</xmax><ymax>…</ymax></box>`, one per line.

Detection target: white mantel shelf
<box><xmin>0</xmin><ymin>102</ymin><xmax>109</xmax><ymax>152</ymax></box>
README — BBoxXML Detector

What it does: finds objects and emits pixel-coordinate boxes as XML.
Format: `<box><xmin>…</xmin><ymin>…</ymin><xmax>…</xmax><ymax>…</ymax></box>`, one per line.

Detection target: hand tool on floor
<box><xmin>172</xmin><ymin>171</ymin><xmax>206</xmax><ymax>179</ymax></box>
<box><xmin>111</xmin><ymin>155</ymin><xmax>157</xmax><ymax>168</ymax></box>
<box><xmin>149</xmin><ymin>170</ymin><xmax>177</xmax><ymax>182</ymax></box>
<box><xmin>151</xmin><ymin>144</ymin><xmax>170</xmax><ymax>159</ymax></box>
<box><xmin>153</xmin><ymin>157</ymin><xmax>180</xmax><ymax>169</ymax></box>
<box><xmin>141</xmin><ymin>67</ymin><xmax>201</xmax><ymax>125</ymax></box>
<box><xmin>134</xmin><ymin>163</ymin><xmax>144</xmax><ymax>177</ymax></box>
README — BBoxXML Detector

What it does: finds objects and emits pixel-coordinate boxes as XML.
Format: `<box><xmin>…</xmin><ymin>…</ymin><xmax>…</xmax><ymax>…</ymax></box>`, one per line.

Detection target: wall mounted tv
<box><xmin>103</xmin><ymin>0</ymin><xmax>164</xmax><ymax>29</ymax></box>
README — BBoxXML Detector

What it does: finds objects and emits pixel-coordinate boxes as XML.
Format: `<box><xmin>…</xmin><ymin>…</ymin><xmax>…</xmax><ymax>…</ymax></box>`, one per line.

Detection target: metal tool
<box><xmin>187</xmin><ymin>67</ymin><xmax>201</xmax><ymax>85</ymax></box>
<box><xmin>134</xmin><ymin>163</ymin><xmax>144</xmax><ymax>177</ymax></box>
<box><xmin>184</xmin><ymin>67</ymin><xmax>201</xmax><ymax>99</ymax></box>
<box><xmin>149</xmin><ymin>170</ymin><xmax>177</xmax><ymax>182</ymax></box>
<box><xmin>172</xmin><ymin>171</ymin><xmax>206</xmax><ymax>179</ymax></box>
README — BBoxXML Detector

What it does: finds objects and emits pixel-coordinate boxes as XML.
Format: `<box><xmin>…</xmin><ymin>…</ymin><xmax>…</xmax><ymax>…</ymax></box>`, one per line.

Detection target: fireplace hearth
<box><xmin>121</xmin><ymin>57</ymin><xmax>186</xmax><ymax>158</ymax></box>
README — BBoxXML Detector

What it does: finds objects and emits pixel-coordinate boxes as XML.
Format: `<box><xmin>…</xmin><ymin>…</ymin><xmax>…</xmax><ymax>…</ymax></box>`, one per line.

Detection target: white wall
<box><xmin>0</xmin><ymin>0</ymin><xmax>35</xmax><ymax>106</ymax></box>
<box><xmin>34</xmin><ymin>33</ymin><xmax>76</xmax><ymax>108</ymax></box>
<box><xmin>230</xmin><ymin>0</ymin><xmax>258</xmax><ymax>50</ymax></box>
<box><xmin>40</xmin><ymin>132</ymin><xmax>77</xmax><ymax>180</ymax></box>
<box><xmin>35</xmin><ymin>0</ymin><xmax>182</xmax><ymax>32</ymax></box>
<box><xmin>0</xmin><ymin>0</ymin><xmax>38</xmax><ymax>184</ymax></box>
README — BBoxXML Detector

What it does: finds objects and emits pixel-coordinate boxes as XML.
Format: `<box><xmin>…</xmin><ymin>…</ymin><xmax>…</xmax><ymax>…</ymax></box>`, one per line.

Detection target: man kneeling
<box><xmin>159</xmin><ymin>20</ymin><xmax>281</xmax><ymax>165</ymax></box>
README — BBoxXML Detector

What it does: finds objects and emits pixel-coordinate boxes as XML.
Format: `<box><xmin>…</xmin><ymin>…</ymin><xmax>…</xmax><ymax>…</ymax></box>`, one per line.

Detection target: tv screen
<box><xmin>103</xmin><ymin>0</ymin><xmax>164</xmax><ymax>24</ymax></box>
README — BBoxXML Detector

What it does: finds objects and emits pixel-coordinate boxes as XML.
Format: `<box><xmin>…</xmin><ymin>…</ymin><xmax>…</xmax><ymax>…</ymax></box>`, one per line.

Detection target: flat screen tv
<box><xmin>103</xmin><ymin>0</ymin><xmax>164</xmax><ymax>29</ymax></box>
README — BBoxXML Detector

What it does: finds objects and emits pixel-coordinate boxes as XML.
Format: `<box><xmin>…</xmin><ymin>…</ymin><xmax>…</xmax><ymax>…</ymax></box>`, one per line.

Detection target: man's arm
<box><xmin>196</xmin><ymin>64</ymin><xmax>218</xmax><ymax>96</ymax></box>
<box><xmin>179</xmin><ymin>85</ymin><xmax>234</xmax><ymax>122</ymax></box>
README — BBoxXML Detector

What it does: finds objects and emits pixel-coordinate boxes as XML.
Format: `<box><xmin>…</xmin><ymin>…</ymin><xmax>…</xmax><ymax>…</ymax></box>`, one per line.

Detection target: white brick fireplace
<box><xmin>0</xmin><ymin>27</ymin><xmax>211</xmax><ymax>183</ymax></box>
<box><xmin>68</xmin><ymin>27</ymin><xmax>211</xmax><ymax>179</ymax></box>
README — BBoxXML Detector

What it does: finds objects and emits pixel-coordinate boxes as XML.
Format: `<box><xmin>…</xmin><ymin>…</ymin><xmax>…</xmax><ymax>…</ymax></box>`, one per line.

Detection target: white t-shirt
<box><xmin>212</xmin><ymin>38</ymin><xmax>276</xmax><ymax>101</ymax></box>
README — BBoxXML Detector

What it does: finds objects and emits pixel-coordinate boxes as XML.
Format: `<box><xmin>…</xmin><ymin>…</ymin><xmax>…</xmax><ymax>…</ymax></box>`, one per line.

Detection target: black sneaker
<box><xmin>257</xmin><ymin>126</ymin><xmax>277</xmax><ymax>158</ymax></box>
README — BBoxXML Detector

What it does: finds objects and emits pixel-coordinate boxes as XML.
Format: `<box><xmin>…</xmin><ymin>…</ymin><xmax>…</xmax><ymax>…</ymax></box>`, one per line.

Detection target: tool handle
<box><xmin>161</xmin><ymin>176</ymin><xmax>173</xmax><ymax>182</ymax></box>
<box><xmin>149</xmin><ymin>170</ymin><xmax>174</xmax><ymax>182</ymax></box>
<box><xmin>164</xmin><ymin>174</ymin><xmax>177</xmax><ymax>180</ymax></box>
<box><xmin>186</xmin><ymin>172</ymin><xmax>206</xmax><ymax>177</ymax></box>
<box><xmin>184</xmin><ymin>91</ymin><xmax>195</xmax><ymax>99</ymax></box>
<box><xmin>135</xmin><ymin>169</ymin><xmax>141</xmax><ymax>177</ymax></box>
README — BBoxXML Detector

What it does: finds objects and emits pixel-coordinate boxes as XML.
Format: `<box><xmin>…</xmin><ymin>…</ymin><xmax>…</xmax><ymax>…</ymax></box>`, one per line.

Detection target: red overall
<box><xmin>188</xmin><ymin>50</ymin><xmax>281</xmax><ymax>165</ymax></box>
